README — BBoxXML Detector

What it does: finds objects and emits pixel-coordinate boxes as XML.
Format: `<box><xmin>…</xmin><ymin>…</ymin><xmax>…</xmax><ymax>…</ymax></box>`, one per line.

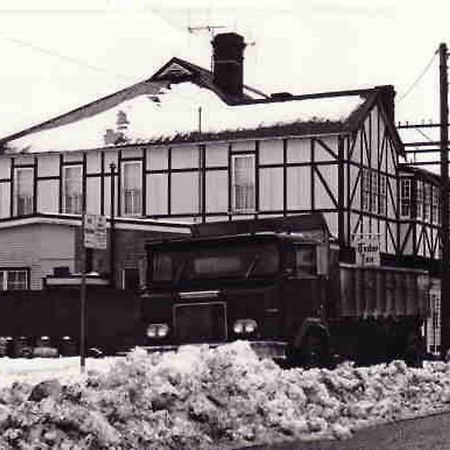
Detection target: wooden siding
<box><xmin>0</xmin><ymin>224</ymin><xmax>75</xmax><ymax>289</ymax></box>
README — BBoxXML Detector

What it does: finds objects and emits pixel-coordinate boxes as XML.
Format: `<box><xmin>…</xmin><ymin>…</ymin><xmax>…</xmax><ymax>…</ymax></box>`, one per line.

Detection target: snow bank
<box><xmin>1</xmin><ymin>342</ymin><xmax>450</xmax><ymax>449</ymax></box>
<box><xmin>8</xmin><ymin>82</ymin><xmax>364</xmax><ymax>153</ymax></box>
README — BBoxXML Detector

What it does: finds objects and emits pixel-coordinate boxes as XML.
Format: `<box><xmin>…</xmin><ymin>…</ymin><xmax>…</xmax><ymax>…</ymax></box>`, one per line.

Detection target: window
<box><xmin>416</xmin><ymin>181</ymin><xmax>423</xmax><ymax>219</ymax></box>
<box><xmin>63</xmin><ymin>165</ymin><xmax>82</xmax><ymax>214</ymax></box>
<box><xmin>423</xmin><ymin>184</ymin><xmax>431</xmax><ymax>222</ymax></box>
<box><xmin>371</xmin><ymin>171</ymin><xmax>378</xmax><ymax>213</ymax></box>
<box><xmin>121</xmin><ymin>161</ymin><xmax>142</xmax><ymax>216</ymax></box>
<box><xmin>379</xmin><ymin>174</ymin><xmax>387</xmax><ymax>215</ymax></box>
<box><xmin>362</xmin><ymin>169</ymin><xmax>386</xmax><ymax>215</ymax></box>
<box><xmin>400</xmin><ymin>178</ymin><xmax>411</xmax><ymax>218</ymax></box>
<box><xmin>232</xmin><ymin>154</ymin><xmax>255</xmax><ymax>212</ymax></box>
<box><xmin>152</xmin><ymin>242</ymin><xmax>279</xmax><ymax>283</ymax></box>
<box><xmin>362</xmin><ymin>169</ymin><xmax>371</xmax><ymax>212</ymax></box>
<box><xmin>0</xmin><ymin>269</ymin><xmax>28</xmax><ymax>290</ymax></box>
<box><xmin>432</xmin><ymin>187</ymin><xmax>439</xmax><ymax>224</ymax></box>
<box><xmin>14</xmin><ymin>168</ymin><xmax>33</xmax><ymax>216</ymax></box>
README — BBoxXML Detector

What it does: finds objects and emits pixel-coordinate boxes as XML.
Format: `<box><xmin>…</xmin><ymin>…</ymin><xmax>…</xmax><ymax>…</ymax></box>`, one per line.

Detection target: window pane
<box><xmin>63</xmin><ymin>165</ymin><xmax>82</xmax><ymax>214</ymax></box>
<box><xmin>15</xmin><ymin>168</ymin><xmax>34</xmax><ymax>215</ymax></box>
<box><xmin>122</xmin><ymin>162</ymin><xmax>142</xmax><ymax>215</ymax></box>
<box><xmin>232</xmin><ymin>155</ymin><xmax>255</xmax><ymax>212</ymax></box>
<box><xmin>6</xmin><ymin>270</ymin><xmax>27</xmax><ymax>290</ymax></box>
<box><xmin>400</xmin><ymin>178</ymin><xmax>411</xmax><ymax>218</ymax></box>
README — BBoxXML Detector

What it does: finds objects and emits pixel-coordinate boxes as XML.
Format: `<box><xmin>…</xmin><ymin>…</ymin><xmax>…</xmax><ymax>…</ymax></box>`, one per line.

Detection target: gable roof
<box><xmin>0</xmin><ymin>58</ymin><xmax>401</xmax><ymax>155</ymax></box>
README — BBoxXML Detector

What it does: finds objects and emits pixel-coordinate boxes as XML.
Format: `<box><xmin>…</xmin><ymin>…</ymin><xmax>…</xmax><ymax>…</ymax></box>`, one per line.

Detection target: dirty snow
<box><xmin>7</xmin><ymin>82</ymin><xmax>364</xmax><ymax>153</ymax></box>
<box><xmin>1</xmin><ymin>341</ymin><xmax>449</xmax><ymax>448</ymax></box>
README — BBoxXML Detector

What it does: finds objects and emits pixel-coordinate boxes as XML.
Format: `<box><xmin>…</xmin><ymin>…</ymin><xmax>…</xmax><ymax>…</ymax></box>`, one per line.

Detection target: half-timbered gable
<box><xmin>343</xmin><ymin>92</ymin><xmax>403</xmax><ymax>259</ymax></box>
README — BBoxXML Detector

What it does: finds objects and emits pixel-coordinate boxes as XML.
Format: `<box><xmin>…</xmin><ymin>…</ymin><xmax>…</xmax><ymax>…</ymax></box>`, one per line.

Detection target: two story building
<box><xmin>0</xmin><ymin>32</ymin><xmax>442</xmax><ymax>321</ymax></box>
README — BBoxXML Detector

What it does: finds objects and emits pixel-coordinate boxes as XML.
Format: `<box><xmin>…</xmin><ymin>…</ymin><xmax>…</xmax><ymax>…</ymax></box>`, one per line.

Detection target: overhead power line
<box><xmin>398</xmin><ymin>49</ymin><xmax>438</xmax><ymax>102</ymax></box>
<box><xmin>3</xmin><ymin>36</ymin><xmax>133</xmax><ymax>83</ymax></box>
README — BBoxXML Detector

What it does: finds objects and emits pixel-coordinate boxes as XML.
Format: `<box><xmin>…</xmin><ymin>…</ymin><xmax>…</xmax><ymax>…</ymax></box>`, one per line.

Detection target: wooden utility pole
<box><xmin>80</xmin><ymin>186</ymin><xmax>87</xmax><ymax>373</ymax></box>
<box><xmin>110</xmin><ymin>163</ymin><xmax>116</xmax><ymax>289</ymax></box>
<box><xmin>439</xmin><ymin>42</ymin><xmax>450</xmax><ymax>357</ymax></box>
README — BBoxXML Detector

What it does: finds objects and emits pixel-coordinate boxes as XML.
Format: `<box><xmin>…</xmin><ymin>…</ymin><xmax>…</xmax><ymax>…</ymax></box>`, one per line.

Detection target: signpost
<box><xmin>80</xmin><ymin>213</ymin><xmax>107</xmax><ymax>373</ymax></box>
<box><xmin>353</xmin><ymin>234</ymin><xmax>381</xmax><ymax>267</ymax></box>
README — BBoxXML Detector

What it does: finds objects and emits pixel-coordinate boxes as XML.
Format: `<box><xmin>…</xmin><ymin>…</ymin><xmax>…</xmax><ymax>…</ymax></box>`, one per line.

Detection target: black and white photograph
<box><xmin>0</xmin><ymin>1</ymin><xmax>450</xmax><ymax>448</ymax></box>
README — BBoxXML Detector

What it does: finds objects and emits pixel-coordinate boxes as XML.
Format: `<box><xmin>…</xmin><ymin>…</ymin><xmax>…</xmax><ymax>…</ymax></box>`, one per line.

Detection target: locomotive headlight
<box><xmin>146</xmin><ymin>323</ymin><xmax>169</xmax><ymax>339</ymax></box>
<box><xmin>233</xmin><ymin>319</ymin><xmax>257</xmax><ymax>335</ymax></box>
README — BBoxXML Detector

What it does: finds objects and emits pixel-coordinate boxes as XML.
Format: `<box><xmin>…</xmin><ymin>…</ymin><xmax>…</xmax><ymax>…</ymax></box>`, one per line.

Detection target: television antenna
<box><xmin>187</xmin><ymin>25</ymin><xmax>226</xmax><ymax>71</ymax></box>
<box><xmin>187</xmin><ymin>25</ymin><xmax>226</xmax><ymax>36</ymax></box>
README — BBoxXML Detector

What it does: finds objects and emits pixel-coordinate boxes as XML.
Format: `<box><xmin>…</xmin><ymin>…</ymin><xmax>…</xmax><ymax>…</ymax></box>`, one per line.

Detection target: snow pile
<box><xmin>1</xmin><ymin>342</ymin><xmax>450</xmax><ymax>449</ymax></box>
<box><xmin>8</xmin><ymin>82</ymin><xmax>364</xmax><ymax>153</ymax></box>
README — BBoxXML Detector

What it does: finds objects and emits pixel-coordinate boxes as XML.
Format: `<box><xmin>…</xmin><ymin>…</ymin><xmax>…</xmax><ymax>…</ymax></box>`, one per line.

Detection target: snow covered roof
<box><xmin>0</xmin><ymin>57</ymin><xmax>375</xmax><ymax>154</ymax></box>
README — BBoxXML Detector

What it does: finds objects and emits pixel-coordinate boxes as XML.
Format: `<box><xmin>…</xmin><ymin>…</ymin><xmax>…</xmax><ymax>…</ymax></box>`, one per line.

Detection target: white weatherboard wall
<box><xmin>0</xmin><ymin>224</ymin><xmax>75</xmax><ymax>290</ymax></box>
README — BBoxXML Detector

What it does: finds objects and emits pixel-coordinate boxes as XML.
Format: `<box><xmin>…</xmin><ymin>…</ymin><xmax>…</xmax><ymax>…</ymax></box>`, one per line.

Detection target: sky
<box><xmin>0</xmin><ymin>0</ymin><xmax>449</xmax><ymax>138</ymax></box>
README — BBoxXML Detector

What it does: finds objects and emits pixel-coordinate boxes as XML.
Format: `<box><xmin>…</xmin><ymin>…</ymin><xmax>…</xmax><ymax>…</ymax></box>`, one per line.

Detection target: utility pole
<box><xmin>110</xmin><ymin>163</ymin><xmax>116</xmax><ymax>289</ymax></box>
<box><xmin>80</xmin><ymin>183</ymin><xmax>87</xmax><ymax>373</ymax></box>
<box><xmin>439</xmin><ymin>42</ymin><xmax>450</xmax><ymax>357</ymax></box>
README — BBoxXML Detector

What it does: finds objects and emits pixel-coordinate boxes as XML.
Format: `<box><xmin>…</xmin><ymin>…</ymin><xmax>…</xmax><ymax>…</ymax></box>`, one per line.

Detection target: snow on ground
<box><xmin>7</xmin><ymin>82</ymin><xmax>364</xmax><ymax>153</ymax></box>
<box><xmin>1</xmin><ymin>341</ymin><xmax>450</xmax><ymax>449</ymax></box>
<box><xmin>0</xmin><ymin>356</ymin><xmax>119</xmax><ymax>389</ymax></box>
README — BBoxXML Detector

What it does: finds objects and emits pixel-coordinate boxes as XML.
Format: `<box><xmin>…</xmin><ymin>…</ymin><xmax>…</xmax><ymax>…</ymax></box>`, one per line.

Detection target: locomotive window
<box><xmin>294</xmin><ymin>246</ymin><xmax>316</xmax><ymax>277</ymax></box>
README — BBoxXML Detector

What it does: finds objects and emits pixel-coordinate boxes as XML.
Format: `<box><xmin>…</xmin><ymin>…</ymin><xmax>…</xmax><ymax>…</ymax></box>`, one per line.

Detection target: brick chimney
<box><xmin>212</xmin><ymin>32</ymin><xmax>246</xmax><ymax>99</ymax></box>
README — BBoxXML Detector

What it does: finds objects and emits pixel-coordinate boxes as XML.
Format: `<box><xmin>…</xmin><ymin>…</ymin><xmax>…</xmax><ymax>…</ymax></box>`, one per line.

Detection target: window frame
<box><xmin>231</xmin><ymin>153</ymin><xmax>256</xmax><ymax>213</ymax></box>
<box><xmin>416</xmin><ymin>180</ymin><xmax>424</xmax><ymax>220</ymax></box>
<box><xmin>14</xmin><ymin>167</ymin><xmax>34</xmax><ymax>216</ymax></box>
<box><xmin>379</xmin><ymin>174</ymin><xmax>387</xmax><ymax>215</ymax></box>
<box><xmin>0</xmin><ymin>268</ymin><xmax>29</xmax><ymax>291</ymax></box>
<box><xmin>400</xmin><ymin>178</ymin><xmax>411</xmax><ymax>218</ymax></box>
<box><xmin>362</xmin><ymin>168</ymin><xmax>386</xmax><ymax>215</ymax></box>
<box><xmin>121</xmin><ymin>161</ymin><xmax>143</xmax><ymax>217</ymax></box>
<box><xmin>432</xmin><ymin>186</ymin><xmax>439</xmax><ymax>224</ymax></box>
<box><xmin>362</xmin><ymin>169</ymin><xmax>371</xmax><ymax>212</ymax></box>
<box><xmin>62</xmin><ymin>164</ymin><xmax>83</xmax><ymax>215</ymax></box>
<box><xmin>423</xmin><ymin>183</ymin><xmax>431</xmax><ymax>222</ymax></box>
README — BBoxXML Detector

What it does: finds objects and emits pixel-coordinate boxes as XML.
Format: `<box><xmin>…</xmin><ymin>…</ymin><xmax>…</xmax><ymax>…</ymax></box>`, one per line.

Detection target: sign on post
<box><xmin>84</xmin><ymin>214</ymin><xmax>107</xmax><ymax>250</ymax></box>
<box><xmin>354</xmin><ymin>234</ymin><xmax>380</xmax><ymax>266</ymax></box>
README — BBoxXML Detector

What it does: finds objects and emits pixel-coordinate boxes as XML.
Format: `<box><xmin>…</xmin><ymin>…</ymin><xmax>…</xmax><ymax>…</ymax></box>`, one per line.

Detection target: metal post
<box><xmin>439</xmin><ymin>42</ymin><xmax>450</xmax><ymax>357</ymax></box>
<box><xmin>80</xmin><ymin>197</ymin><xmax>87</xmax><ymax>374</ymax></box>
<box><xmin>110</xmin><ymin>163</ymin><xmax>116</xmax><ymax>288</ymax></box>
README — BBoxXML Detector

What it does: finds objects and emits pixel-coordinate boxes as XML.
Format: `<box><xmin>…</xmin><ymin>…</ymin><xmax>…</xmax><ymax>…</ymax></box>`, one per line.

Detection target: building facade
<box><xmin>0</xmin><ymin>33</ymin><xmax>442</xmax><ymax>314</ymax></box>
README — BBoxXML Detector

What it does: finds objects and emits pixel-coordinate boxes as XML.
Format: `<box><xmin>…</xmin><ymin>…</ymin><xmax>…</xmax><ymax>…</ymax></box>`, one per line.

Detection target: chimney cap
<box><xmin>212</xmin><ymin>32</ymin><xmax>246</xmax><ymax>46</ymax></box>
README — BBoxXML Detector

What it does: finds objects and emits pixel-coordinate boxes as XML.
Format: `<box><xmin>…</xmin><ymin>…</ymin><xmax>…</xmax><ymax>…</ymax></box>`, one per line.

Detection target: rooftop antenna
<box><xmin>187</xmin><ymin>25</ymin><xmax>227</xmax><ymax>71</ymax></box>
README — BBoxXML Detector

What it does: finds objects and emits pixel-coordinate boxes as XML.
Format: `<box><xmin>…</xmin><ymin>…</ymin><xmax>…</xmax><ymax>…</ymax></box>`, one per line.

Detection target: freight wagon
<box><xmin>139</xmin><ymin>214</ymin><xmax>430</xmax><ymax>366</ymax></box>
